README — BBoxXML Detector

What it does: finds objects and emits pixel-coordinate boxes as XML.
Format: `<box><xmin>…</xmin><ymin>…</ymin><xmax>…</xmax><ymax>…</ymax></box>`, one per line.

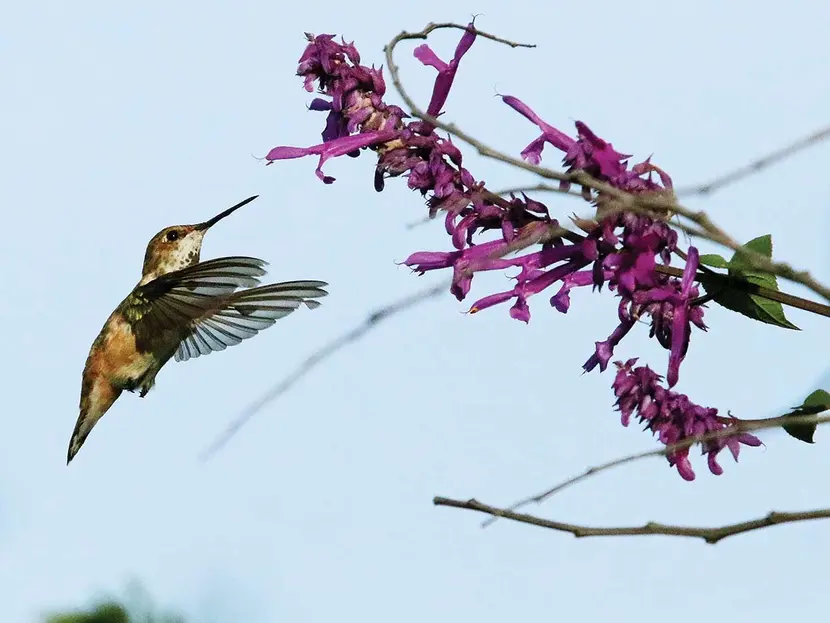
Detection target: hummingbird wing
<box><xmin>123</xmin><ymin>256</ymin><xmax>327</xmax><ymax>361</ymax></box>
<box><xmin>173</xmin><ymin>279</ymin><xmax>328</xmax><ymax>362</ymax></box>
<box><xmin>124</xmin><ymin>256</ymin><xmax>268</xmax><ymax>351</ymax></box>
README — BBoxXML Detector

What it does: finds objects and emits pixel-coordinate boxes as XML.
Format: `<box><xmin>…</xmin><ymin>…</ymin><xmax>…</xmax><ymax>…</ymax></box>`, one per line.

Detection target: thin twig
<box><xmin>473</xmin><ymin>411</ymin><xmax>830</xmax><ymax>528</ymax></box>
<box><xmin>450</xmin><ymin>215</ymin><xmax>830</xmax><ymax>319</ymax></box>
<box><xmin>513</xmin><ymin>412</ymin><xmax>829</xmax><ymax>505</ymax></box>
<box><xmin>433</xmin><ymin>497</ymin><xmax>830</xmax><ymax>544</ymax></box>
<box><xmin>438</xmin><ymin>412</ymin><xmax>830</xmax><ymax>540</ymax></box>
<box><xmin>653</xmin><ymin>264</ymin><xmax>830</xmax><ymax>319</ymax></box>
<box><xmin>408</xmin><ymin>169</ymin><xmax>830</xmax><ymax>317</ymax></box>
<box><xmin>384</xmin><ymin>23</ymin><xmax>830</xmax><ymax>303</ymax></box>
<box><xmin>387</xmin><ymin>21</ymin><xmax>536</xmax><ymax>50</ymax></box>
<box><xmin>406</xmin><ymin>215</ymin><xmax>434</xmax><ymax>230</ymax></box>
<box><xmin>200</xmin><ymin>281</ymin><xmax>448</xmax><ymax>460</ymax></box>
<box><xmin>405</xmin><ymin>208</ymin><xmax>830</xmax><ymax>318</ymax></box>
<box><xmin>493</xmin><ymin>183</ymin><xmax>584</xmax><ymax>200</ymax></box>
<box><xmin>676</xmin><ymin>125</ymin><xmax>830</xmax><ymax>196</ymax></box>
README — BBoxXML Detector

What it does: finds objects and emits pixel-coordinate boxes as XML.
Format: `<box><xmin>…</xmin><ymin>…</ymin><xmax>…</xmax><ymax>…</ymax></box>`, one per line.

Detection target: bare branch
<box><xmin>387</xmin><ymin>21</ymin><xmax>536</xmax><ymax>50</ymax></box>
<box><xmin>384</xmin><ymin>22</ymin><xmax>830</xmax><ymax>303</ymax></box>
<box><xmin>492</xmin><ymin>411</ymin><xmax>830</xmax><ymax>517</ymax></box>
<box><xmin>433</xmin><ymin>497</ymin><xmax>830</xmax><ymax>544</ymax></box>
<box><xmin>676</xmin><ymin>125</ymin><xmax>830</xmax><ymax>197</ymax></box>
<box><xmin>493</xmin><ymin>183</ymin><xmax>585</xmax><ymax>200</ymax></box>
<box><xmin>435</xmin><ymin>414</ymin><xmax>830</xmax><ymax>541</ymax></box>
<box><xmin>405</xmin><ymin>215</ymin><xmax>433</xmax><ymax>230</ymax></box>
<box><xmin>200</xmin><ymin>281</ymin><xmax>448</xmax><ymax>460</ymax></box>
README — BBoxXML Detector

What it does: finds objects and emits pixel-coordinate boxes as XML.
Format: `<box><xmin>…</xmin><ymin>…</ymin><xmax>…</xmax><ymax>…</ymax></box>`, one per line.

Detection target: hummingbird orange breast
<box><xmin>70</xmin><ymin>311</ymin><xmax>159</xmax><ymax>463</ymax></box>
<box><xmin>86</xmin><ymin>311</ymin><xmax>157</xmax><ymax>388</ymax></box>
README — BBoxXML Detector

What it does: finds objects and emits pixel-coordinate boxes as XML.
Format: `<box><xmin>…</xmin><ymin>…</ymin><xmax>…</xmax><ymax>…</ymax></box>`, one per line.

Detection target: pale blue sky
<box><xmin>1</xmin><ymin>1</ymin><xmax>829</xmax><ymax>621</ymax></box>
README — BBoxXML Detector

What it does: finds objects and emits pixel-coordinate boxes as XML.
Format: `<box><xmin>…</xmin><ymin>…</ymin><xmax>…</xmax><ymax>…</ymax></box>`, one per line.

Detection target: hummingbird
<box><xmin>68</xmin><ymin>195</ymin><xmax>328</xmax><ymax>463</ymax></box>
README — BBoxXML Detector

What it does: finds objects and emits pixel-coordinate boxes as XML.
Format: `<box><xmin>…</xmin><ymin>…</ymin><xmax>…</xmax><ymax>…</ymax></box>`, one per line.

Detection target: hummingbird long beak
<box><xmin>195</xmin><ymin>195</ymin><xmax>259</xmax><ymax>231</ymax></box>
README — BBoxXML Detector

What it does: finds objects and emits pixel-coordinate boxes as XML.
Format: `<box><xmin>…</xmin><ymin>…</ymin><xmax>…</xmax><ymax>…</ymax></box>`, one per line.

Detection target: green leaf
<box><xmin>701</xmin><ymin>234</ymin><xmax>799</xmax><ymax>330</ymax></box>
<box><xmin>699</xmin><ymin>253</ymin><xmax>729</xmax><ymax>269</ymax></box>
<box><xmin>781</xmin><ymin>389</ymin><xmax>830</xmax><ymax>444</ymax></box>
<box><xmin>728</xmin><ymin>234</ymin><xmax>773</xmax><ymax>271</ymax></box>
<box><xmin>705</xmin><ymin>285</ymin><xmax>800</xmax><ymax>329</ymax></box>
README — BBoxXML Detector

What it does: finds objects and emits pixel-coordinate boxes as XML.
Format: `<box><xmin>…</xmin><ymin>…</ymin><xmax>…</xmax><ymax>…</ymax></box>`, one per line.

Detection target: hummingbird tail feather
<box><xmin>68</xmin><ymin>377</ymin><xmax>122</xmax><ymax>464</ymax></box>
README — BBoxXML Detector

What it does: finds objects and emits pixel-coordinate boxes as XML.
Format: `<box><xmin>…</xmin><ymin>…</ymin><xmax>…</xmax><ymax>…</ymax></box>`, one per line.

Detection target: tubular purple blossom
<box><xmin>669</xmin><ymin>246</ymin><xmax>701</xmax><ymax>387</ymax></box>
<box><xmin>501</xmin><ymin>94</ymin><xmax>575</xmax><ymax>159</ymax></box>
<box><xmin>583</xmin><ymin>302</ymin><xmax>637</xmax><ymax>373</ymax></box>
<box><xmin>503</xmin><ymin>95</ymin><xmax>674</xmax><ymax>195</ymax></box>
<box><xmin>267</xmin><ymin>130</ymin><xmax>399</xmax><ymax>183</ymax></box>
<box><xmin>414</xmin><ymin>25</ymin><xmax>477</xmax><ymax>118</ymax></box>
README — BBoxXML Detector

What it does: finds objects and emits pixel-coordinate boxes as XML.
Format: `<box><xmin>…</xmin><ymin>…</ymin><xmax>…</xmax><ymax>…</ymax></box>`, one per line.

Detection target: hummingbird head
<box><xmin>139</xmin><ymin>195</ymin><xmax>258</xmax><ymax>284</ymax></box>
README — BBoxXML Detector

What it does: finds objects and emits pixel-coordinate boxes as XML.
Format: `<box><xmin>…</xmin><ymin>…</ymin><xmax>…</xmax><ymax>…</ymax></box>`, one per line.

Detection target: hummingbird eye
<box><xmin>165</xmin><ymin>230</ymin><xmax>180</xmax><ymax>242</ymax></box>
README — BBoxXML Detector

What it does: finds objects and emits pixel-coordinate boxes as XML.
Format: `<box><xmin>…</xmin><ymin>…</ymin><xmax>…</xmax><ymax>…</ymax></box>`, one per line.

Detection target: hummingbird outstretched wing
<box><xmin>173</xmin><ymin>278</ymin><xmax>328</xmax><ymax>362</ymax></box>
<box><xmin>123</xmin><ymin>256</ymin><xmax>328</xmax><ymax>361</ymax></box>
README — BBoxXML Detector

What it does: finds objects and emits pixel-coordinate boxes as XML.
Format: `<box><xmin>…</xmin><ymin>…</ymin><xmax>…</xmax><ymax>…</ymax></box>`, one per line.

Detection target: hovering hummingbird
<box><xmin>68</xmin><ymin>195</ymin><xmax>328</xmax><ymax>463</ymax></box>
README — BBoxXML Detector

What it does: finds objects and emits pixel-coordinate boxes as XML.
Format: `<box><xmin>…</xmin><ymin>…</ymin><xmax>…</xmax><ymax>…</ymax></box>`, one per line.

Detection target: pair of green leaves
<box><xmin>698</xmin><ymin>234</ymin><xmax>799</xmax><ymax>330</ymax></box>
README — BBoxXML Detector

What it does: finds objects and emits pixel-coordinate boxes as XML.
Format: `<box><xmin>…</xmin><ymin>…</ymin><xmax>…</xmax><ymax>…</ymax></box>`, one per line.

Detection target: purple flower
<box><xmin>467</xmin><ymin>246</ymin><xmax>594</xmax><ymax>322</ymax></box>
<box><xmin>549</xmin><ymin>269</ymin><xmax>596</xmax><ymax>313</ymax></box>
<box><xmin>630</xmin><ymin>247</ymin><xmax>707</xmax><ymax>387</ymax></box>
<box><xmin>270</xmin><ymin>24</ymin><xmax>734</xmax><ymax>481</ymax></box>
<box><xmin>404</xmin><ymin>239</ymin><xmax>515</xmax><ymax>300</ymax></box>
<box><xmin>612</xmin><ymin>359</ymin><xmax>761</xmax><ymax>480</ymax></box>
<box><xmin>503</xmin><ymin>95</ymin><xmax>674</xmax><ymax>195</ymax></box>
<box><xmin>501</xmin><ymin>95</ymin><xmax>575</xmax><ymax>165</ymax></box>
<box><xmin>414</xmin><ymin>26</ymin><xmax>477</xmax><ymax>118</ymax></box>
<box><xmin>490</xmin><ymin>95</ymin><xmax>710</xmax><ymax>387</ymax></box>
<box><xmin>583</xmin><ymin>300</ymin><xmax>636</xmax><ymax>373</ymax></box>
<box><xmin>267</xmin><ymin>130</ymin><xmax>399</xmax><ymax>183</ymax></box>
<box><xmin>267</xmin><ymin>32</ymin><xmax>408</xmax><ymax>181</ymax></box>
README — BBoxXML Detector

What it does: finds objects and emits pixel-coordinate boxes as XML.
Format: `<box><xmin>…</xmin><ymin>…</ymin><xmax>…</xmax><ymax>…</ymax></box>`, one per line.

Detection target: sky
<box><xmin>1</xmin><ymin>1</ymin><xmax>829</xmax><ymax>621</ymax></box>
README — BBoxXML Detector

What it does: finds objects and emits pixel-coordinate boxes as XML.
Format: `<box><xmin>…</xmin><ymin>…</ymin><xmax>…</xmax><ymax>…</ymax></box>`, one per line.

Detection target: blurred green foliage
<box><xmin>45</xmin><ymin>601</ymin><xmax>131</xmax><ymax>623</ymax></box>
<box><xmin>43</xmin><ymin>584</ymin><xmax>184</xmax><ymax>623</ymax></box>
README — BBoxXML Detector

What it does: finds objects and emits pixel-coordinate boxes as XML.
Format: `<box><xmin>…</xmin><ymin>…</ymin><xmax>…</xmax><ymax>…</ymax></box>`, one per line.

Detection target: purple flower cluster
<box><xmin>266</xmin><ymin>24</ymin><xmax>757</xmax><ymax>479</ymax></box>
<box><xmin>613</xmin><ymin>359</ymin><xmax>762</xmax><ymax>480</ymax></box>
<box><xmin>267</xmin><ymin>34</ymin><xmax>406</xmax><ymax>183</ymax></box>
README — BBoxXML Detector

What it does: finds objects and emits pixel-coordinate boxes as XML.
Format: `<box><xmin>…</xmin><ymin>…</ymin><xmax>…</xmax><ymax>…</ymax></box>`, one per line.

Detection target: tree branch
<box><xmin>384</xmin><ymin>22</ymin><xmax>830</xmax><ymax>303</ymax></box>
<box><xmin>387</xmin><ymin>21</ymin><xmax>536</xmax><ymax>50</ymax></box>
<box><xmin>675</xmin><ymin>124</ymin><xmax>830</xmax><ymax>197</ymax></box>
<box><xmin>432</xmin><ymin>497</ymin><xmax>830</xmax><ymax>544</ymax></box>
<box><xmin>491</xmin><ymin>411</ymin><xmax>830</xmax><ymax>519</ymax></box>
<box><xmin>200</xmin><ymin>281</ymin><xmax>448</xmax><ymax>460</ymax></box>
<box><xmin>432</xmin><ymin>412</ymin><xmax>830</xmax><ymax>540</ymax></box>
<box><xmin>653</xmin><ymin>264</ymin><xmax>830</xmax><ymax>319</ymax></box>
<box><xmin>493</xmin><ymin>183</ymin><xmax>585</xmax><ymax>201</ymax></box>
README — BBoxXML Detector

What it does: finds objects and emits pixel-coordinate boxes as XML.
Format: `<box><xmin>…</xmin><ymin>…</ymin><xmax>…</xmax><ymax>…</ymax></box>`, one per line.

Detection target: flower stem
<box><xmin>654</xmin><ymin>265</ymin><xmax>830</xmax><ymax>319</ymax></box>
